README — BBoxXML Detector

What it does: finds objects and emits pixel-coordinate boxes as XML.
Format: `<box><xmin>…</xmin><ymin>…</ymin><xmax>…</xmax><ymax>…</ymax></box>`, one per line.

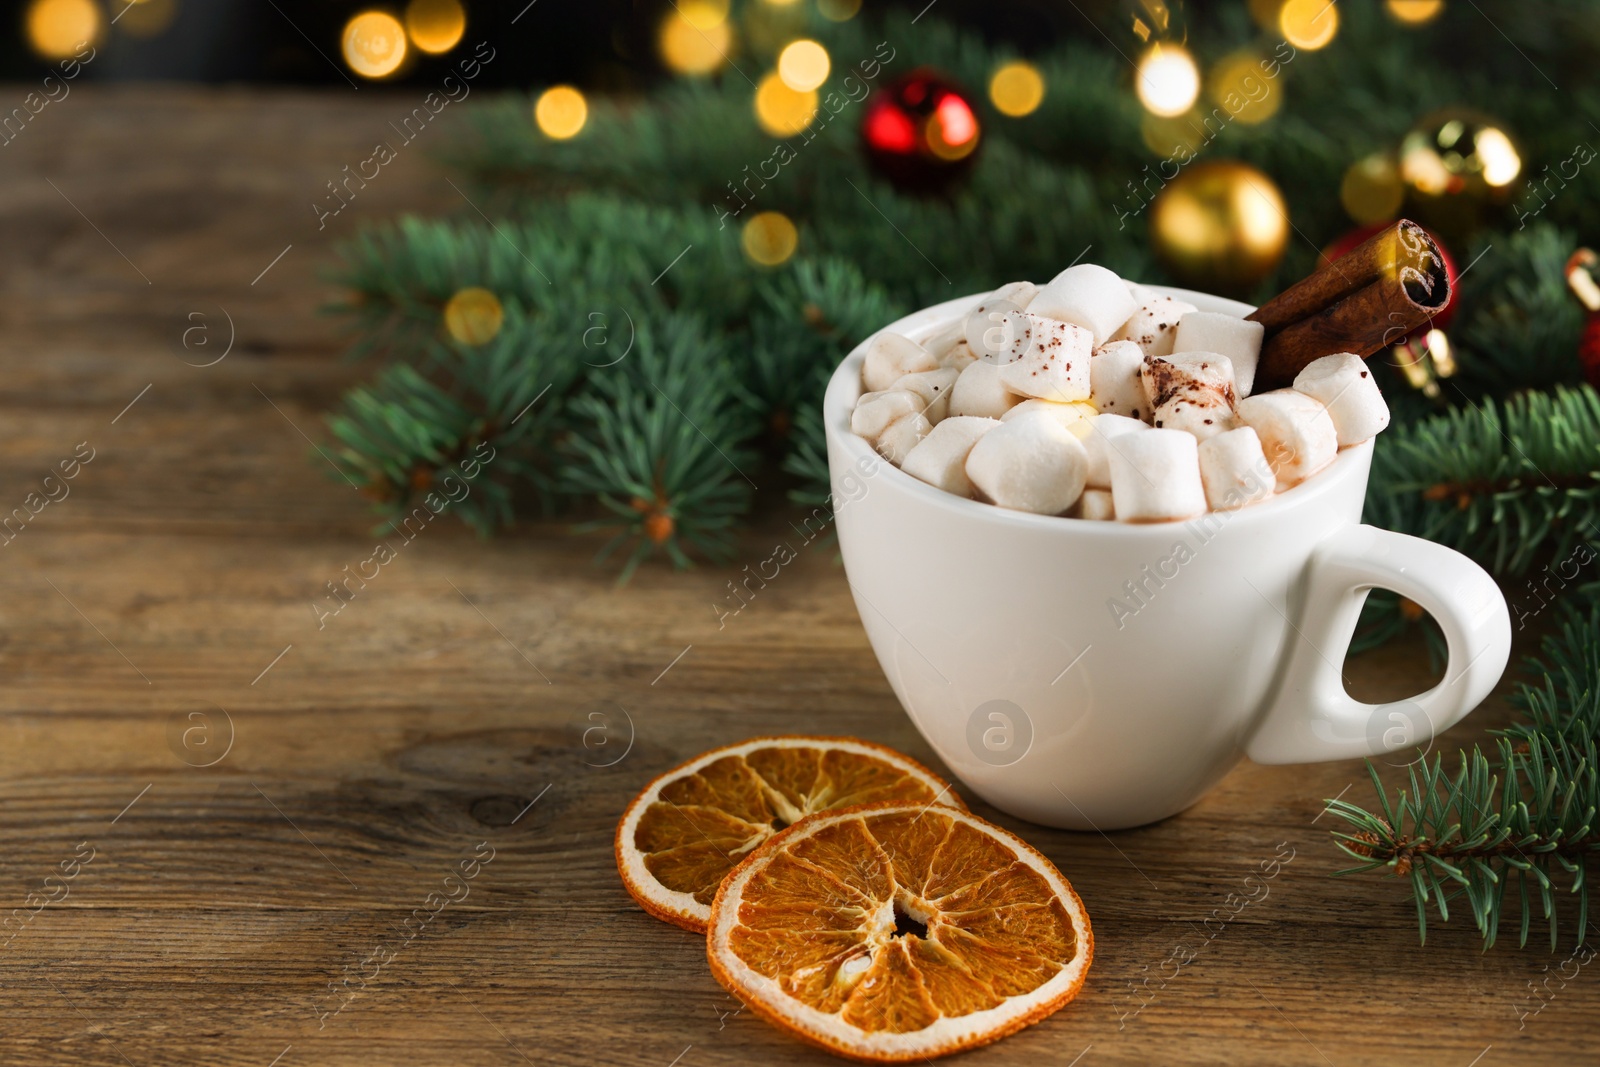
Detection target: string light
<box><xmin>1279</xmin><ymin>0</ymin><xmax>1339</xmax><ymax>50</ymax></box>
<box><xmin>1386</xmin><ymin>0</ymin><xmax>1444</xmax><ymax>24</ymax></box>
<box><xmin>343</xmin><ymin>11</ymin><xmax>408</xmax><ymax>79</ymax></box>
<box><xmin>25</xmin><ymin>0</ymin><xmax>101</xmax><ymax>59</ymax></box>
<box><xmin>405</xmin><ymin>0</ymin><xmax>465</xmax><ymax>55</ymax></box>
<box><xmin>1476</xmin><ymin>127</ymin><xmax>1522</xmax><ymax>187</ymax></box>
<box><xmin>680</xmin><ymin>0</ymin><xmax>730</xmax><ymax>27</ymax></box>
<box><xmin>443</xmin><ymin>288</ymin><xmax>504</xmax><ymax>346</ymax></box>
<box><xmin>777</xmin><ymin>40</ymin><xmax>830</xmax><ymax>93</ymax></box>
<box><xmin>658</xmin><ymin>4</ymin><xmax>733</xmax><ymax>76</ymax></box>
<box><xmin>817</xmin><ymin>0</ymin><xmax>862</xmax><ymax>21</ymax></box>
<box><xmin>1135</xmin><ymin>44</ymin><xmax>1199</xmax><ymax>118</ymax></box>
<box><xmin>117</xmin><ymin>0</ymin><xmax>178</xmax><ymax>39</ymax></box>
<box><xmin>1247</xmin><ymin>0</ymin><xmax>1286</xmax><ymax>30</ymax></box>
<box><xmin>742</xmin><ymin>212</ymin><xmax>798</xmax><ymax>266</ymax></box>
<box><xmin>754</xmin><ymin>73</ymin><xmax>817</xmax><ymax>137</ymax></box>
<box><xmin>1141</xmin><ymin>112</ymin><xmax>1207</xmax><ymax>159</ymax></box>
<box><xmin>1207</xmin><ymin>51</ymin><xmax>1280</xmax><ymax>125</ymax></box>
<box><xmin>924</xmin><ymin>94</ymin><xmax>980</xmax><ymax>160</ymax></box>
<box><xmin>534</xmin><ymin>86</ymin><xmax>588</xmax><ymax>140</ymax></box>
<box><xmin>989</xmin><ymin>61</ymin><xmax>1045</xmax><ymax>119</ymax></box>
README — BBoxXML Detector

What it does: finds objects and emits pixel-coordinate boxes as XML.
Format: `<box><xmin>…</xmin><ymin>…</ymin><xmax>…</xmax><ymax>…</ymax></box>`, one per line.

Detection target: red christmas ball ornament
<box><xmin>1579</xmin><ymin>318</ymin><xmax>1600</xmax><ymax>389</ymax></box>
<box><xmin>861</xmin><ymin>68</ymin><xmax>982</xmax><ymax>193</ymax></box>
<box><xmin>1565</xmin><ymin>248</ymin><xmax>1600</xmax><ymax>388</ymax></box>
<box><xmin>1323</xmin><ymin>221</ymin><xmax>1459</xmax><ymax>331</ymax></box>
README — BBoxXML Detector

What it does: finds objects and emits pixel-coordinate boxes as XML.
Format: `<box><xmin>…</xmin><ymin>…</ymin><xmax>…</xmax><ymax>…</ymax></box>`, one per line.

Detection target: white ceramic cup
<box><xmin>824</xmin><ymin>287</ymin><xmax>1511</xmax><ymax>830</ymax></box>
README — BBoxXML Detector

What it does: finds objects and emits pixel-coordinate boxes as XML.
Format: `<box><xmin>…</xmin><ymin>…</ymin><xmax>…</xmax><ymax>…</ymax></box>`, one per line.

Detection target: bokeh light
<box><xmin>777</xmin><ymin>40</ymin><xmax>830</xmax><ymax>93</ymax></box>
<box><xmin>343</xmin><ymin>11</ymin><xmax>408</xmax><ymax>79</ymax></box>
<box><xmin>989</xmin><ymin>61</ymin><xmax>1045</xmax><ymax>118</ymax></box>
<box><xmin>925</xmin><ymin>94</ymin><xmax>980</xmax><ymax>160</ymax></box>
<box><xmin>1207</xmin><ymin>51</ymin><xmax>1280</xmax><ymax>125</ymax></box>
<box><xmin>817</xmin><ymin>0</ymin><xmax>862</xmax><ymax>21</ymax></box>
<box><xmin>117</xmin><ymin>0</ymin><xmax>178</xmax><ymax>40</ymax></box>
<box><xmin>680</xmin><ymin>0</ymin><xmax>730</xmax><ymax>28</ymax></box>
<box><xmin>535</xmin><ymin>86</ymin><xmax>588</xmax><ymax>140</ymax></box>
<box><xmin>1141</xmin><ymin>112</ymin><xmax>1207</xmax><ymax>159</ymax></box>
<box><xmin>1248</xmin><ymin>0</ymin><xmax>1286</xmax><ymax>30</ymax></box>
<box><xmin>405</xmin><ymin>0</ymin><xmax>465</xmax><ymax>55</ymax></box>
<box><xmin>443</xmin><ymin>288</ymin><xmax>504</xmax><ymax>346</ymax></box>
<box><xmin>25</xmin><ymin>0</ymin><xmax>101</xmax><ymax>59</ymax></box>
<box><xmin>1476</xmin><ymin>126</ymin><xmax>1521</xmax><ymax>187</ymax></box>
<box><xmin>1340</xmin><ymin>153</ymin><xmax>1404</xmax><ymax>224</ymax></box>
<box><xmin>1135</xmin><ymin>44</ymin><xmax>1200</xmax><ymax>118</ymax></box>
<box><xmin>658</xmin><ymin>4</ymin><xmax>733</xmax><ymax>76</ymax></box>
<box><xmin>1387</xmin><ymin>0</ymin><xmax>1444</xmax><ymax>24</ymax></box>
<box><xmin>742</xmin><ymin>212</ymin><xmax>798</xmax><ymax>266</ymax></box>
<box><xmin>1279</xmin><ymin>0</ymin><xmax>1339</xmax><ymax>50</ymax></box>
<box><xmin>754</xmin><ymin>72</ymin><xmax>817</xmax><ymax>137</ymax></box>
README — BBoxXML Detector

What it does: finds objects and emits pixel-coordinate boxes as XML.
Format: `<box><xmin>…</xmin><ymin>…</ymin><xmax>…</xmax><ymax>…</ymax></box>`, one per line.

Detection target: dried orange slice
<box><xmin>616</xmin><ymin>736</ymin><xmax>963</xmax><ymax>933</ymax></box>
<box><xmin>706</xmin><ymin>803</ymin><xmax>1091</xmax><ymax>1062</ymax></box>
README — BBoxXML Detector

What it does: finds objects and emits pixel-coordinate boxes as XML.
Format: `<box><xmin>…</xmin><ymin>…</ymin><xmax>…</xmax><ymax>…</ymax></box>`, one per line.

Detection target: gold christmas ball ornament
<box><xmin>1149</xmin><ymin>160</ymin><xmax>1289</xmax><ymax>294</ymax></box>
<box><xmin>443</xmin><ymin>287</ymin><xmax>504</xmax><ymax>346</ymax></box>
<box><xmin>1398</xmin><ymin>109</ymin><xmax>1521</xmax><ymax>238</ymax></box>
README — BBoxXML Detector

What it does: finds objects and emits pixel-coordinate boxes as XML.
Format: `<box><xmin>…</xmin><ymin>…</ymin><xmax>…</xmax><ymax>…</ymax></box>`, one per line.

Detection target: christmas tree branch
<box><xmin>1329</xmin><ymin>606</ymin><xmax>1600</xmax><ymax>948</ymax></box>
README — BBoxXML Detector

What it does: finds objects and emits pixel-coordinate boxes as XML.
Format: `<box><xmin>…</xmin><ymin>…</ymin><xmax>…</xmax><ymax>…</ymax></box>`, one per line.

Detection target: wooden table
<box><xmin>0</xmin><ymin>87</ymin><xmax>1588</xmax><ymax>1067</ymax></box>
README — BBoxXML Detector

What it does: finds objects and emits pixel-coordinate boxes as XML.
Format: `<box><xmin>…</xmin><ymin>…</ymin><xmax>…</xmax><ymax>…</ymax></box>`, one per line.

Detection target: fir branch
<box><xmin>324</xmin><ymin>302</ymin><xmax>584</xmax><ymax>532</ymax></box>
<box><xmin>1450</xmin><ymin>225</ymin><xmax>1587</xmax><ymax>398</ymax></box>
<box><xmin>561</xmin><ymin>316</ymin><xmax>758</xmax><ymax>582</ymax></box>
<box><xmin>1365</xmin><ymin>385</ymin><xmax>1600</xmax><ymax>576</ymax></box>
<box><xmin>1330</xmin><ymin>605</ymin><xmax>1600</xmax><ymax>948</ymax></box>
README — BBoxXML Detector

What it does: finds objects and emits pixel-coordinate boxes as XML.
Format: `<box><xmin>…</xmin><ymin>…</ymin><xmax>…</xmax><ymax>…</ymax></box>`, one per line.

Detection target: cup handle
<box><xmin>1244</xmin><ymin>523</ymin><xmax>1511</xmax><ymax>765</ymax></box>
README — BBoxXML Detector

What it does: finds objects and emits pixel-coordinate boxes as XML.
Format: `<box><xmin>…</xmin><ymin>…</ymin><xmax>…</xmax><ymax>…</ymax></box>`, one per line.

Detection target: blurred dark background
<box><xmin>0</xmin><ymin>0</ymin><xmax>1101</xmax><ymax>88</ymax></box>
<box><xmin>3</xmin><ymin>0</ymin><xmax>1593</xmax><ymax>104</ymax></box>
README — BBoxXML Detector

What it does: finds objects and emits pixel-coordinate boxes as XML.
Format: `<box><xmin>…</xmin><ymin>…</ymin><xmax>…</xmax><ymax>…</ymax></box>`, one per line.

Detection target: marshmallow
<box><xmin>1001</xmin><ymin>398</ymin><xmax>1096</xmax><ymax>431</ymax></box>
<box><xmin>1172</xmin><ymin>312</ymin><xmax>1265</xmax><ymax>397</ymax></box>
<box><xmin>1073</xmin><ymin>412</ymin><xmax>1148</xmax><ymax>489</ymax></box>
<box><xmin>876</xmin><ymin>412</ymin><xmax>932</xmax><ymax>465</ymax></box>
<box><xmin>1292</xmin><ymin>352</ymin><xmax>1390</xmax><ymax>446</ymax></box>
<box><xmin>1089</xmin><ymin>340</ymin><xmax>1150</xmax><ymax>422</ymax></box>
<box><xmin>1107</xmin><ymin>428</ymin><xmax>1206</xmax><ymax>523</ymax></box>
<box><xmin>1152</xmin><ymin>393</ymin><xmax>1239</xmax><ymax>440</ymax></box>
<box><xmin>940</xmin><ymin>341</ymin><xmax>979</xmax><ymax>372</ymax></box>
<box><xmin>949</xmin><ymin>359</ymin><xmax>1023</xmax><ymax>419</ymax></box>
<box><xmin>1141</xmin><ymin>352</ymin><xmax>1237</xmax><ymax>411</ymax></box>
<box><xmin>901</xmin><ymin>416</ymin><xmax>1000</xmax><ymax>498</ymax></box>
<box><xmin>1028</xmin><ymin>264</ymin><xmax>1140</xmax><ymax>345</ymax></box>
<box><xmin>1111</xmin><ymin>296</ymin><xmax>1199</xmax><ymax>358</ymax></box>
<box><xmin>892</xmin><ymin>367</ymin><xmax>959</xmax><ymax>424</ymax></box>
<box><xmin>1197</xmin><ymin>427</ymin><xmax>1275</xmax><ymax>510</ymax></box>
<box><xmin>851</xmin><ymin>389</ymin><xmax>921</xmax><ymax>440</ymax></box>
<box><xmin>995</xmin><ymin>315</ymin><xmax>1093</xmax><ymax>402</ymax></box>
<box><xmin>1236</xmin><ymin>390</ymin><xmax>1338</xmax><ymax>490</ymax></box>
<box><xmin>964</xmin><ymin>412</ymin><xmax>1089</xmax><ymax>515</ymax></box>
<box><xmin>1076</xmin><ymin>488</ymin><xmax>1115</xmax><ymax>521</ymax></box>
<box><xmin>919</xmin><ymin>317</ymin><xmax>966</xmax><ymax>361</ymax></box>
<box><xmin>1123</xmin><ymin>280</ymin><xmax>1155</xmax><ymax>304</ymax></box>
<box><xmin>862</xmin><ymin>332</ymin><xmax>938</xmax><ymax>392</ymax></box>
<box><xmin>965</xmin><ymin>281</ymin><xmax>1041</xmax><ymax>356</ymax></box>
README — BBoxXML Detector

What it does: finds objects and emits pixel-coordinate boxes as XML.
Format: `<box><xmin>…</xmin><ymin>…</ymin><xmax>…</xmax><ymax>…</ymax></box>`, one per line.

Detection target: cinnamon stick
<box><xmin>1247</xmin><ymin>219</ymin><xmax>1451</xmax><ymax>391</ymax></box>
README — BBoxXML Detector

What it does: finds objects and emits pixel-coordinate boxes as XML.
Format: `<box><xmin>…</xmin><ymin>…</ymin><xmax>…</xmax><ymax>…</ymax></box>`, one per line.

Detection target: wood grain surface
<box><xmin>0</xmin><ymin>87</ymin><xmax>1589</xmax><ymax>1067</ymax></box>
